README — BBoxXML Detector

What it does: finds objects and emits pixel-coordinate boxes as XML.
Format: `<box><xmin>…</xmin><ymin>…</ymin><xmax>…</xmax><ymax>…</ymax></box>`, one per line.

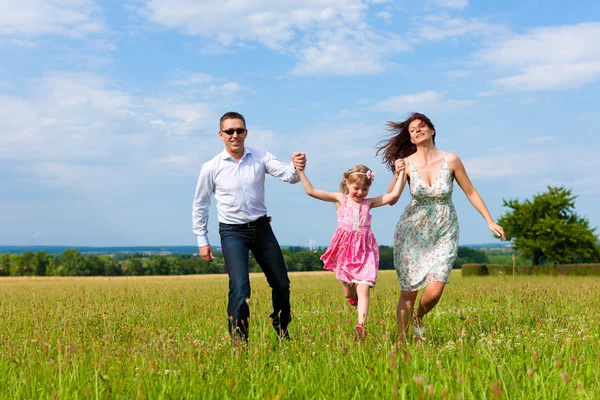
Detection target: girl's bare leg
<box><xmin>356</xmin><ymin>284</ymin><xmax>371</xmax><ymax>325</ymax></box>
<box><xmin>341</xmin><ymin>282</ymin><xmax>357</xmax><ymax>303</ymax></box>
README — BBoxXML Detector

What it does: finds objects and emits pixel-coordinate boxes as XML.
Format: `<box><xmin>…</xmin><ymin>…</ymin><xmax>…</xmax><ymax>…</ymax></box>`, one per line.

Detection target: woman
<box><xmin>376</xmin><ymin>112</ymin><xmax>504</xmax><ymax>345</ymax></box>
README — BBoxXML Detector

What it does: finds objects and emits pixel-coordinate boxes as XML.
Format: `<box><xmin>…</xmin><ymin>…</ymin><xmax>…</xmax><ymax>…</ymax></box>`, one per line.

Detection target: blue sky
<box><xmin>1</xmin><ymin>0</ymin><xmax>599</xmax><ymax>248</ymax></box>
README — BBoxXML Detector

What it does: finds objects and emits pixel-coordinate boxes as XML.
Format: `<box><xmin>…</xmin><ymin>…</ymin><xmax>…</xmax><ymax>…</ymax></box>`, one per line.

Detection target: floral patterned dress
<box><xmin>321</xmin><ymin>195</ymin><xmax>379</xmax><ymax>286</ymax></box>
<box><xmin>394</xmin><ymin>154</ymin><xmax>459</xmax><ymax>291</ymax></box>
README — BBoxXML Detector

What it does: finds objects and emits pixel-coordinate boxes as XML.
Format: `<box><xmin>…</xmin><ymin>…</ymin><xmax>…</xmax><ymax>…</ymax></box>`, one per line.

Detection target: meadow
<box><xmin>1</xmin><ymin>271</ymin><xmax>599</xmax><ymax>399</ymax></box>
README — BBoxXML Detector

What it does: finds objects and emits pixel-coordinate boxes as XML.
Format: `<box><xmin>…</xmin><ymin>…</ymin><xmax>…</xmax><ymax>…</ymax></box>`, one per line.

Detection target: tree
<box><xmin>60</xmin><ymin>249</ymin><xmax>90</xmax><ymax>276</ymax></box>
<box><xmin>454</xmin><ymin>247</ymin><xmax>490</xmax><ymax>269</ymax></box>
<box><xmin>498</xmin><ymin>186</ymin><xmax>600</xmax><ymax>265</ymax></box>
<box><xmin>0</xmin><ymin>253</ymin><xmax>9</xmax><ymax>276</ymax></box>
<box><xmin>379</xmin><ymin>246</ymin><xmax>394</xmax><ymax>270</ymax></box>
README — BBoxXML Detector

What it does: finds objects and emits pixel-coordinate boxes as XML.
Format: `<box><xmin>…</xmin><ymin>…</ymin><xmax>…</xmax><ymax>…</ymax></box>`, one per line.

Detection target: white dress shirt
<box><xmin>192</xmin><ymin>147</ymin><xmax>300</xmax><ymax>247</ymax></box>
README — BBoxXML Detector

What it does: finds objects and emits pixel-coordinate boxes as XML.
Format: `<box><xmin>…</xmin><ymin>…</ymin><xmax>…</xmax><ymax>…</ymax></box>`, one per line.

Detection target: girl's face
<box><xmin>347</xmin><ymin>181</ymin><xmax>370</xmax><ymax>203</ymax></box>
<box><xmin>408</xmin><ymin>119</ymin><xmax>434</xmax><ymax>144</ymax></box>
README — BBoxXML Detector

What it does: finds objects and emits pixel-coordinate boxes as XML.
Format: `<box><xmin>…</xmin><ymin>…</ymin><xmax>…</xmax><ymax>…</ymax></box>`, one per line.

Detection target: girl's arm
<box><xmin>370</xmin><ymin>170</ymin><xmax>407</xmax><ymax>209</ymax></box>
<box><xmin>297</xmin><ymin>169</ymin><xmax>343</xmax><ymax>203</ymax></box>
<box><xmin>449</xmin><ymin>153</ymin><xmax>505</xmax><ymax>241</ymax></box>
<box><xmin>386</xmin><ymin>158</ymin><xmax>407</xmax><ymax>205</ymax></box>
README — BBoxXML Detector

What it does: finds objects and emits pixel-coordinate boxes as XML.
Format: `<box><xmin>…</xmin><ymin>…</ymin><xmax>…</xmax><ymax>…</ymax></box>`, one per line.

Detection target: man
<box><xmin>192</xmin><ymin>111</ymin><xmax>305</xmax><ymax>342</ymax></box>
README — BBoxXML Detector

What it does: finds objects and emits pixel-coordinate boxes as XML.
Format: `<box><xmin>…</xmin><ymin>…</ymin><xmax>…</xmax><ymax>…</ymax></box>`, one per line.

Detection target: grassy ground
<box><xmin>1</xmin><ymin>271</ymin><xmax>599</xmax><ymax>399</ymax></box>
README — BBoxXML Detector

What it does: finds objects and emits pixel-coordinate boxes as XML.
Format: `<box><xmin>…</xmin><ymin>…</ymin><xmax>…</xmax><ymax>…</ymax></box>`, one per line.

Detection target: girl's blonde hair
<box><xmin>339</xmin><ymin>165</ymin><xmax>374</xmax><ymax>194</ymax></box>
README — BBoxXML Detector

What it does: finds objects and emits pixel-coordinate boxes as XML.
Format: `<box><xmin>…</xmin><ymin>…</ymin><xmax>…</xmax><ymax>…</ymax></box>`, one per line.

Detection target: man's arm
<box><xmin>264</xmin><ymin>150</ymin><xmax>302</xmax><ymax>183</ymax></box>
<box><xmin>192</xmin><ymin>163</ymin><xmax>215</xmax><ymax>260</ymax></box>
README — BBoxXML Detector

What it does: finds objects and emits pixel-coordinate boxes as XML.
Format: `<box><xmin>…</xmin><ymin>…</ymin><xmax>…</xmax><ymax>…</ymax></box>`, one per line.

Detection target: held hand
<box><xmin>292</xmin><ymin>152</ymin><xmax>306</xmax><ymax>171</ymax></box>
<box><xmin>199</xmin><ymin>245</ymin><xmax>215</xmax><ymax>262</ymax></box>
<box><xmin>489</xmin><ymin>222</ymin><xmax>505</xmax><ymax>241</ymax></box>
<box><xmin>394</xmin><ymin>159</ymin><xmax>406</xmax><ymax>174</ymax></box>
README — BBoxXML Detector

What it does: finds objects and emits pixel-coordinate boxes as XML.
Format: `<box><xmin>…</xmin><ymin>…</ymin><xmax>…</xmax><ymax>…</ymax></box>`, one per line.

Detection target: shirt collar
<box><xmin>220</xmin><ymin>147</ymin><xmax>251</xmax><ymax>161</ymax></box>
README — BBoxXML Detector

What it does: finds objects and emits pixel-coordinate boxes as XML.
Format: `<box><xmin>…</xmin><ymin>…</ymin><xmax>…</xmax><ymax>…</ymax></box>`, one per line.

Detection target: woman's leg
<box><xmin>411</xmin><ymin>282</ymin><xmax>445</xmax><ymax>342</ymax></box>
<box><xmin>356</xmin><ymin>284</ymin><xmax>371</xmax><ymax>325</ymax></box>
<box><xmin>415</xmin><ymin>281</ymin><xmax>445</xmax><ymax>319</ymax></box>
<box><xmin>397</xmin><ymin>290</ymin><xmax>418</xmax><ymax>345</ymax></box>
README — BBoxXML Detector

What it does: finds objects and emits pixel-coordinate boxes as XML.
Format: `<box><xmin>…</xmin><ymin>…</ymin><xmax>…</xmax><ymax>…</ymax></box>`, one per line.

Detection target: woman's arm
<box><xmin>297</xmin><ymin>169</ymin><xmax>343</xmax><ymax>203</ymax></box>
<box><xmin>370</xmin><ymin>170</ymin><xmax>407</xmax><ymax>209</ymax></box>
<box><xmin>449</xmin><ymin>153</ymin><xmax>505</xmax><ymax>241</ymax></box>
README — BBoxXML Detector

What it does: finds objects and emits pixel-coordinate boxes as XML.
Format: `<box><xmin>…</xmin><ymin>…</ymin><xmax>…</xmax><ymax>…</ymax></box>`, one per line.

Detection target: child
<box><xmin>297</xmin><ymin>162</ymin><xmax>406</xmax><ymax>339</ymax></box>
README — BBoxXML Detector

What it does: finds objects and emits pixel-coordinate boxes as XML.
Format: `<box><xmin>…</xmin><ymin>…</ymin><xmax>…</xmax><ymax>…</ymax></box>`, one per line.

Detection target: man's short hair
<box><xmin>220</xmin><ymin>112</ymin><xmax>246</xmax><ymax>130</ymax></box>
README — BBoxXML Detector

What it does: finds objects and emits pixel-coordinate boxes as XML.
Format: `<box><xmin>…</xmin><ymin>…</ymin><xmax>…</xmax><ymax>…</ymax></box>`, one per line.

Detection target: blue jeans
<box><xmin>219</xmin><ymin>220</ymin><xmax>291</xmax><ymax>339</ymax></box>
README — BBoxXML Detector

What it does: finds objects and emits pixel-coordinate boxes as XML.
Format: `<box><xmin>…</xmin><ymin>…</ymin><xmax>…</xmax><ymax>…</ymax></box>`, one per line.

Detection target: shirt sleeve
<box><xmin>263</xmin><ymin>151</ymin><xmax>300</xmax><ymax>183</ymax></box>
<box><xmin>192</xmin><ymin>162</ymin><xmax>214</xmax><ymax>247</ymax></box>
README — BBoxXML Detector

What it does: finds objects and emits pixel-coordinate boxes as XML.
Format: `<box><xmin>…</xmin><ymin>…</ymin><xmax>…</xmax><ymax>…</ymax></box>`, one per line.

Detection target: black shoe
<box><xmin>275</xmin><ymin>327</ymin><xmax>291</xmax><ymax>340</ymax></box>
<box><xmin>230</xmin><ymin>328</ymin><xmax>248</xmax><ymax>346</ymax></box>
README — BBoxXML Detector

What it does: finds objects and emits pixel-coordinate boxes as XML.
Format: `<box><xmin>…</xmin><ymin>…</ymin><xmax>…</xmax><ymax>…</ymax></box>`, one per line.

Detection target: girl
<box><xmin>297</xmin><ymin>162</ymin><xmax>406</xmax><ymax>339</ymax></box>
<box><xmin>376</xmin><ymin>112</ymin><xmax>504</xmax><ymax>345</ymax></box>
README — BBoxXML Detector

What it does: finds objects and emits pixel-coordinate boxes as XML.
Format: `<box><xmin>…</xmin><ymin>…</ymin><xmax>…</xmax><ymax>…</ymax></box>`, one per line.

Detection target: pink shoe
<box><xmin>354</xmin><ymin>323</ymin><xmax>366</xmax><ymax>341</ymax></box>
<box><xmin>347</xmin><ymin>298</ymin><xmax>357</xmax><ymax>307</ymax></box>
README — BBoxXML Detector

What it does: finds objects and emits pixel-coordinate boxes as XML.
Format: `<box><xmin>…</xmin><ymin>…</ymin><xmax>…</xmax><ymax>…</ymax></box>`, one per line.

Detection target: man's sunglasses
<box><xmin>221</xmin><ymin>128</ymin><xmax>247</xmax><ymax>135</ymax></box>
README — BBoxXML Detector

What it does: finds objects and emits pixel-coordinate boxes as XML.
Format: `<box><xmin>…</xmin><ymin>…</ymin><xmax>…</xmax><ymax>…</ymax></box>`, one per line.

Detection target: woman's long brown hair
<box><xmin>375</xmin><ymin>112</ymin><xmax>436</xmax><ymax>171</ymax></box>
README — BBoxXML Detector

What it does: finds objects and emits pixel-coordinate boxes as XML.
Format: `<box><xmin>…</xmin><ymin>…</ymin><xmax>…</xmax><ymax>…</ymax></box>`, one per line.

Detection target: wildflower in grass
<box><xmin>491</xmin><ymin>382</ymin><xmax>502</xmax><ymax>398</ymax></box>
<box><xmin>426</xmin><ymin>385</ymin><xmax>435</xmax><ymax>396</ymax></box>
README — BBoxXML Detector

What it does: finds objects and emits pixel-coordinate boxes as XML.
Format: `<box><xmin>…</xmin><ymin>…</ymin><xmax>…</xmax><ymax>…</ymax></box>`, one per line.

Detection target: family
<box><xmin>192</xmin><ymin>111</ymin><xmax>505</xmax><ymax>345</ymax></box>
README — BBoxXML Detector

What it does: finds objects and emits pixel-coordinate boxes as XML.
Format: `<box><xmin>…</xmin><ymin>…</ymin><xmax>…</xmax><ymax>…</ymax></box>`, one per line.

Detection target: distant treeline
<box><xmin>0</xmin><ymin>246</ymin><xmax>488</xmax><ymax>277</ymax></box>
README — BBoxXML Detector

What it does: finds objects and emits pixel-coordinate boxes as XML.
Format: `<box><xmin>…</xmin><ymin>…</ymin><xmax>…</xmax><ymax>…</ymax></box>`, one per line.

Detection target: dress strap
<box><xmin>407</xmin><ymin>157</ymin><xmax>415</xmax><ymax>175</ymax></box>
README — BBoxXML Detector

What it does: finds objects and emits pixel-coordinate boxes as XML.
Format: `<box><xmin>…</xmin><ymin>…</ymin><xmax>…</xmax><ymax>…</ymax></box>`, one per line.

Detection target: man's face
<box><xmin>219</xmin><ymin>118</ymin><xmax>247</xmax><ymax>158</ymax></box>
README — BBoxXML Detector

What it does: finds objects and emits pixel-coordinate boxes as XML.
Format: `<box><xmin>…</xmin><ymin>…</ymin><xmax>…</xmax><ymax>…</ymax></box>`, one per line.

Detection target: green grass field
<box><xmin>1</xmin><ymin>271</ymin><xmax>599</xmax><ymax>399</ymax></box>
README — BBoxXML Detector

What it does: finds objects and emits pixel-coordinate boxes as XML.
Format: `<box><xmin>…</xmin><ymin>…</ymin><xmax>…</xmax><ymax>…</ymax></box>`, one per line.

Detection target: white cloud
<box><xmin>415</xmin><ymin>15</ymin><xmax>508</xmax><ymax>41</ymax></box>
<box><xmin>527</xmin><ymin>136</ymin><xmax>554</xmax><ymax>145</ymax></box>
<box><xmin>476</xmin><ymin>23</ymin><xmax>600</xmax><ymax>67</ymax></box>
<box><xmin>0</xmin><ymin>73</ymin><xmax>142</xmax><ymax>165</ymax></box>
<box><xmin>0</xmin><ymin>38</ymin><xmax>37</xmax><ymax>47</ymax></box>
<box><xmin>429</xmin><ymin>0</ymin><xmax>468</xmax><ymax>10</ymax></box>
<box><xmin>0</xmin><ymin>0</ymin><xmax>105</xmax><ymax>38</ymax></box>
<box><xmin>134</xmin><ymin>0</ymin><xmax>410</xmax><ymax>76</ymax></box>
<box><xmin>465</xmin><ymin>147</ymin><xmax>599</xmax><ymax>193</ymax></box>
<box><xmin>475</xmin><ymin>23</ymin><xmax>600</xmax><ymax>92</ymax></box>
<box><xmin>167</xmin><ymin>70</ymin><xmax>246</xmax><ymax>98</ymax></box>
<box><xmin>376</xmin><ymin>11</ymin><xmax>392</xmax><ymax>23</ymax></box>
<box><xmin>135</xmin><ymin>0</ymin><xmax>365</xmax><ymax>47</ymax></box>
<box><xmin>0</xmin><ymin>71</ymin><xmax>245</xmax><ymax>190</ymax></box>
<box><xmin>168</xmin><ymin>71</ymin><xmax>213</xmax><ymax>86</ymax></box>
<box><xmin>291</xmin><ymin>29</ymin><xmax>408</xmax><ymax>76</ymax></box>
<box><xmin>144</xmin><ymin>96</ymin><xmax>212</xmax><ymax>135</ymax></box>
<box><xmin>445</xmin><ymin>69</ymin><xmax>472</xmax><ymax>78</ymax></box>
<box><xmin>493</xmin><ymin>63</ymin><xmax>600</xmax><ymax>92</ymax></box>
<box><xmin>371</xmin><ymin>90</ymin><xmax>473</xmax><ymax>112</ymax></box>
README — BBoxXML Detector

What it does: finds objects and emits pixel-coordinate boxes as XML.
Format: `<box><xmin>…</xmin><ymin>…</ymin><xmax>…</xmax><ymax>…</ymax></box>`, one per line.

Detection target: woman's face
<box><xmin>408</xmin><ymin>119</ymin><xmax>434</xmax><ymax>144</ymax></box>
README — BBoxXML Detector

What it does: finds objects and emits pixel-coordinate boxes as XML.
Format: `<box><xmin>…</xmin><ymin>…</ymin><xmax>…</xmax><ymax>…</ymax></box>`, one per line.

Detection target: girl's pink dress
<box><xmin>320</xmin><ymin>195</ymin><xmax>379</xmax><ymax>286</ymax></box>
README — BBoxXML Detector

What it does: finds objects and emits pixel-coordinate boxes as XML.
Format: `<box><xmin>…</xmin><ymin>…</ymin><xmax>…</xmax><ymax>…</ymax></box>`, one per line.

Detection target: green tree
<box><xmin>99</xmin><ymin>255</ymin><xmax>122</xmax><ymax>276</ymax></box>
<box><xmin>454</xmin><ymin>247</ymin><xmax>490</xmax><ymax>269</ymax></box>
<box><xmin>148</xmin><ymin>256</ymin><xmax>169</xmax><ymax>275</ymax></box>
<box><xmin>379</xmin><ymin>246</ymin><xmax>394</xmax><ymax>270</ymax></box>
<box><xmin>498</xmin><ymin>186</ymin><xmax>600</xmax><ymax>265</ymax></box>
<box><xmin>60</xmin><ymin>249</ymin><xmax>90</xmax><ymax>276</ymax></box>
<box><xmin>0</xmin><ymin>253</ymin><xmax>10</xmax><ymax>276</ymax></box>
